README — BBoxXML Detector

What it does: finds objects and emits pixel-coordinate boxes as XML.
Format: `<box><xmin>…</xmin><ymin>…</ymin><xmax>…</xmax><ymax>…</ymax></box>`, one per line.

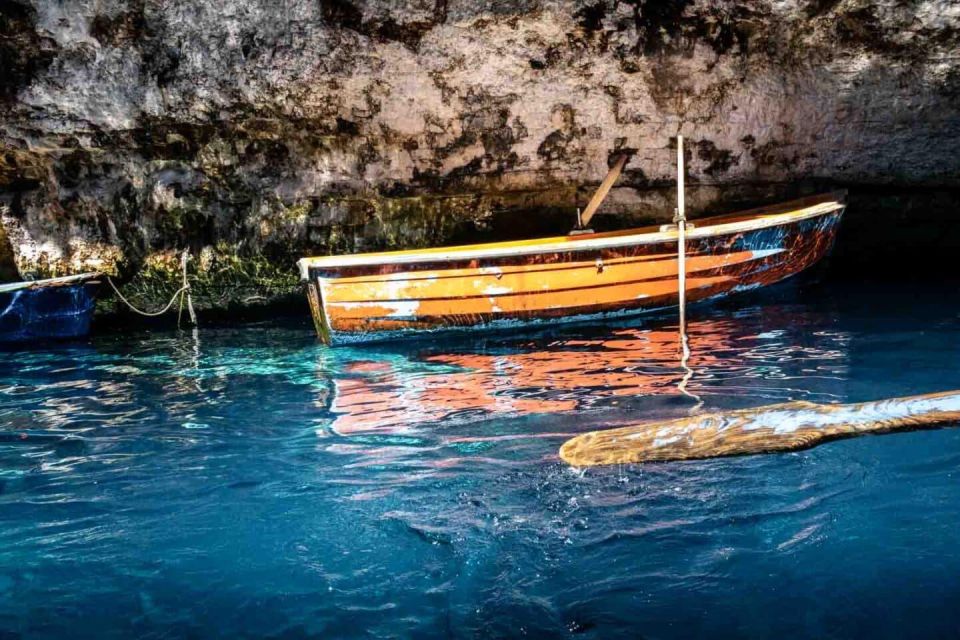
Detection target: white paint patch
<box><xmin>382</xmin><ymin>271</ymin><xmax>431</xmax><ymax>282</ymax></box>
<box><xmin>331</xmin><ymin>299</ymin><xmax>422</xmax><ymax>318</ymax></box>
<box><xmin>382</xmin><ymin>278</ymin><xmax>417</xmax><ymax>300</ymax></box>
<box><xmin>385</xmin><ymin>300</ymin><xmax>422</xmax><ymax>318</ymax></box>
<box><xmin>749</xmin><ymin>248</ymin><xmax>785</xmax><ymax>259</ymax></box>
<box><xmin>482</xmin><ymin>285</ymin><xmax>513</xmax><ymax>295</ymax></box>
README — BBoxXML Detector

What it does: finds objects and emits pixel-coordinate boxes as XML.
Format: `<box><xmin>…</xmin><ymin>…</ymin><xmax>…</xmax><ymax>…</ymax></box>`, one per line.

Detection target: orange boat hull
<box><xmin>299</xmin><ymin>193</ymin><xmax>845</xmax><ymax>345</ymax></box>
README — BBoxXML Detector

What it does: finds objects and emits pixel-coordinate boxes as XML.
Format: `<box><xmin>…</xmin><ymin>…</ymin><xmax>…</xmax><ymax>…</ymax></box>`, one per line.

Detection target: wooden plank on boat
<box><xmin>298</xmin><ymin>194</ymin><xmax>844</xmax><ymax>271</ymax></box>
<box><xmin>298</xmin><ymin>194</ymin><xmax>844</xmax><ymax>273</ymax></box>
<box><xmin>559</xmin><ymin>391</ymin><xmax>960</xmax><ymax>466</ymax></box>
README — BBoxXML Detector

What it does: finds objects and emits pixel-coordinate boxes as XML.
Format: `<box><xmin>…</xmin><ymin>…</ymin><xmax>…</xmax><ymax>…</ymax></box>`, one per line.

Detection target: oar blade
<box><xmin>559</xmin><ymin>401</ymin><xmax>834</xmax><ymax>466</ymax></box>
<box><xmin>559</xmin><ymin>392</ymin><xmax>960</xmax><ymax>467</ymax></box>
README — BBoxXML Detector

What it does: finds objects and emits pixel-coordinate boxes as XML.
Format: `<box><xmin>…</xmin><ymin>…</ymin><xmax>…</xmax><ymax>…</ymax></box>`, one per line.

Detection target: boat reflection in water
<box><xmin>325</xmin><ymin>305</ymin><xmax>851</xmax><ymax>436</ymax></box>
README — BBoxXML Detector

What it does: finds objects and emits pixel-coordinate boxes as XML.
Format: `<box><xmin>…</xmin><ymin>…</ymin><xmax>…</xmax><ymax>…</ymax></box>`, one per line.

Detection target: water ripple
<box><xmin>2</xmin><ymin>287</ymin><xmax>960</xmax><ymax>637</ymax></box>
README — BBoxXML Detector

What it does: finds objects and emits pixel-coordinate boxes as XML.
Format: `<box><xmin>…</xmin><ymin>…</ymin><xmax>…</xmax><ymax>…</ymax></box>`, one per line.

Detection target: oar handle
<box><xmin>578</xmin><ymin>155</ymin><xmax>628</xmax><ymax>229</ymax></box>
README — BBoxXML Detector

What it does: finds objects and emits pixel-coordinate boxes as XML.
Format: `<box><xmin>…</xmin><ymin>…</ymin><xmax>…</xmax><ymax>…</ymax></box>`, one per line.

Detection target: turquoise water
<box><xmin>2</xmin><ymin>280</ymin><xmax>960</xmax><ymax>638</ymax></box>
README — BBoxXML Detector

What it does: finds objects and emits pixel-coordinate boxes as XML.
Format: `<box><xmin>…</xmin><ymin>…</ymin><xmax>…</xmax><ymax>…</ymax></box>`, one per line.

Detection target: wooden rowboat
<box><xmin>298</xmin><ymin>191</ymin><xmax>846</xmax><ymax>345</ymax></box>
<box><xmin>0</xmin><ymin>273</ymin><xmax>101</xmax><ymax>344</ymax></box>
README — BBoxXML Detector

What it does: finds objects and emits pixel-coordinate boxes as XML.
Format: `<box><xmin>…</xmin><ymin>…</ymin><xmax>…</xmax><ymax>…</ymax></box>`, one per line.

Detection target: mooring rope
<box><xmin>105</xmin><ymin>277</ymin><xmax>189</xmax><ymax>317</ymax></box>
<box><xmin>105</xmin><ymin>250</ymin><xmax>197</xmax><ymax>326</ymax></box>
<box><xmin>177</xmin><ymin>250</ymin><xmax>197</xmax><ymax>327</ymax></box>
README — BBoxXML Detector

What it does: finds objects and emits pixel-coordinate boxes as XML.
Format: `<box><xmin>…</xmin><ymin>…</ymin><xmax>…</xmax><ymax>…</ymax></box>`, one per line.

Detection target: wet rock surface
<box><xmin>0</xmin><ymin>0</ymin><xmax>959</xmax><ymax>310</ymax></box>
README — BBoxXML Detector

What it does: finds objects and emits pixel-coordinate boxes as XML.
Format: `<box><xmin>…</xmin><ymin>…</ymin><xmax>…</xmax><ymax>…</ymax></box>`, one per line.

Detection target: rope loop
<box><xmin>105</xmin><ymin>278</ymin><xmax>189</xmax><ymax>317</ymax></box>
<box><xmin>105</xmin><ymin>249</ymin><xmax>197</xmax><ymax>327</ymax></box>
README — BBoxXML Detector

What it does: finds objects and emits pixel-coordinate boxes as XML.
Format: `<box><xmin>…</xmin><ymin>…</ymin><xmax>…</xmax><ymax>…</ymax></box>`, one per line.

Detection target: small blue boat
<box><xmin>0</xmin><ymin>273</ymin><xmax>101</xmax><ymax>344</ymax></box>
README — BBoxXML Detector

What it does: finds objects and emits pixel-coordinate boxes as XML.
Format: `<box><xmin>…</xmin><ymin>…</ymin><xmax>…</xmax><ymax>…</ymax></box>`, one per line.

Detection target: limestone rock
<box><xmin>1</xmin><ymin>0</ymin><xmax>958</xmax><ymax>306</ymax></box>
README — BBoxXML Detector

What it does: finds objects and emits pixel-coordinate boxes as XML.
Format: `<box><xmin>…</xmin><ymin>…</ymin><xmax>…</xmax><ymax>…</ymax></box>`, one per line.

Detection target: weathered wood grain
<box><xmin>559</xmin><ymin>391</ymin><xmax>960</xmax><ymax>466</ymax></box>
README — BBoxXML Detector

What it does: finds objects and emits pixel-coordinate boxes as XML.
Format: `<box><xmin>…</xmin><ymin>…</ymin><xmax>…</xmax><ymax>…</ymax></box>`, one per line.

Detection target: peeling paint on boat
<box><xmin>482</xmin><ymin>285</ymin><xmax>513</xmax><ymax>296</ymax></box>
<box><xmin>385</xmin><ymin>300</ymin><xmax>422</xmax><ymax>318</ymax></box>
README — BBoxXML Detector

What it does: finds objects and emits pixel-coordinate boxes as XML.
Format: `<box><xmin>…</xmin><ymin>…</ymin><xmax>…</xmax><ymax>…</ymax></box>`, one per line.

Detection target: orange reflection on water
<box><xmin>331</xmin><ymin>369</ymin><xmax>577</xmax><ymax>435</ymax></box>
<box><xmin>329</xmin><ymin>320</ymin><xmax>741</xmax><ymax>435</ymax></box>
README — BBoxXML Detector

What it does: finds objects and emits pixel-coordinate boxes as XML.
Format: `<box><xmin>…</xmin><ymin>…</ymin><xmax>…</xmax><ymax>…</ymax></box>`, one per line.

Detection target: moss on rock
<box><xmin>102</xmin><ymin>245</ymin><xmax>301</xmax><ymax>317</ymax></box>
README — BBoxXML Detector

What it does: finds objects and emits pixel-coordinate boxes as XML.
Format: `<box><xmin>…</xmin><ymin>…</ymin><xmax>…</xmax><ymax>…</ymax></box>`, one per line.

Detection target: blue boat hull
<box><xmin>0</xmin><ymin>281</ymin><xmax>99</xmax><ymax>344</ymax></box>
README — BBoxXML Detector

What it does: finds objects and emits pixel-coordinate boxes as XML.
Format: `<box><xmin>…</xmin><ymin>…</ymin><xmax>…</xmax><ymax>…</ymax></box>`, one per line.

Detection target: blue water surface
<box><xmin>2</xmin><ymin>280</ymin><xmax>960</xmax><ymax>639</ymax></box>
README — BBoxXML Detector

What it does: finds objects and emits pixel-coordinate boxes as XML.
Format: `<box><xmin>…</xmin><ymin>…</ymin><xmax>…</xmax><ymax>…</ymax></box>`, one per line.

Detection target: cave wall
<box><xmin>1</xmin><ymin>0</ymin><xmax>959</xmax><ymax>306</ymax></box>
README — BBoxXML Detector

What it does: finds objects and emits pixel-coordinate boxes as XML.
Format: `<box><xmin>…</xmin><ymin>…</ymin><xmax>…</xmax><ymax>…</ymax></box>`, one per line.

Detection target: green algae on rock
<box><xmin>1</xmin><ymin>0</ymin><xmax>959</xmax><ymax>311</ymax></box>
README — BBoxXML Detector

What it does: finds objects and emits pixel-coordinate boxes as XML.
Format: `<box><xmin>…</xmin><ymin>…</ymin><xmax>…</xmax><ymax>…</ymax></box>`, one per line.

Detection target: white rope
<box><xmin>176</xmin><ymin>250</ymin><xmax>197</xmax><ymax>327</ymax></box>
<box><xmin>105</xmin><ymin>249</ymin><xmax>197</xmax><ymax>325</ymax></box>
<box><xmin>106</xmin><ymin>277</ymin><xmax>189</xmax><ymax>317</ymax></box>
<box><xmin>183</xmin><ymin>250</ymin><xmax>196</xmax><ymax>325</ymax></box>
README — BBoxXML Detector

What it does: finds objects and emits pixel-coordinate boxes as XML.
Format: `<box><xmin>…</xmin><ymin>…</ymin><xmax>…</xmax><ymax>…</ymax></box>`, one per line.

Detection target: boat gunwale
<box><xmin>0</xmin><ymin>272</ymin><xmax>101</xmax><ymax>295</ymax></box>
<box><xmin>298</xmin><ymin>191</ymin><xmax>846</xmax><ymax>277</ymax></box>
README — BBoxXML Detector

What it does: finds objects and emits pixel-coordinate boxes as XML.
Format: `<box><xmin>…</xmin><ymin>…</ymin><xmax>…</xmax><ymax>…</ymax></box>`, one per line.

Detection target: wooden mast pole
<box><xmin>676</xmin><ymin>135</ymin><xmax>687</xmax><ymax>339</ymax></box>
<box><xmin>674</xmin><ymin>134</ymin><xmax>700</xmax><ymax>405</ymax></box>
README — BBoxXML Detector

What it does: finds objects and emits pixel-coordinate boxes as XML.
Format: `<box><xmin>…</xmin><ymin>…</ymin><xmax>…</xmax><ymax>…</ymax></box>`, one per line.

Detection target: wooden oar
<box><xmin>559</xmin><ymin>391</ymin><xmax>960</xmax><ymax>466</ymax></box>
<box><xmin>576</xmin><ymin>154</ymin><xmax>629</xmax><ymax>230</ymax></box>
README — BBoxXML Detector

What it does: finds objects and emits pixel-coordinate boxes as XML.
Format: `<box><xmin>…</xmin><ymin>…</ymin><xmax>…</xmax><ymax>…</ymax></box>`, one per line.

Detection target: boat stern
<box><xmin>298</xmin><ymin>259</ymin><xmax>333</xmax><ymax>344</ymax></box>
<box><xmin>0</xmin><ymin>274</ymin><xmax>101</xmax><ymax>344</ymax></box>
